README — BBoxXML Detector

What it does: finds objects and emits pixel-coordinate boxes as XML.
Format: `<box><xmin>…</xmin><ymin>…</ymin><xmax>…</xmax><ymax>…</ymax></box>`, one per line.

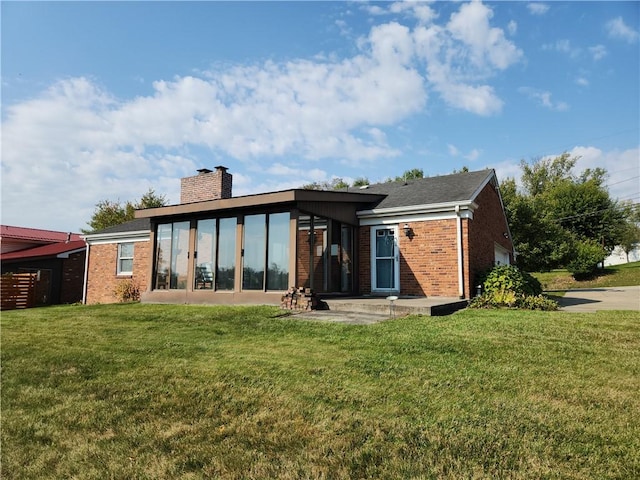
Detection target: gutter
<box><xmin>82</xmin><ymin>241</ymin><xmax>90</xmax><ymax>304</ymax></box>
<box><xmin>357</xmin><ymin>200</ymin><xmax>478</xmax><ymax>220</ymax></box>
<box><xmin>82</xmin><ymin>229</ymin><xmax>150</xmax><ymax>245</ymax></box>
<box><xmin>455</xmin><ymin>205</ymin><xmax>465</xmax><ymax>299</ymax></box>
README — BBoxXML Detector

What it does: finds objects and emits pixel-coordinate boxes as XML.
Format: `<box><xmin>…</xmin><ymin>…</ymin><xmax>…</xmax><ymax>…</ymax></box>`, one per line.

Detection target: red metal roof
<box><xmin>0</xmin><ymin>240</ymin><xmax>86</xmax><ymax>261</ymax></box>
<box><xmin>0</xmin><ymin>225</ymin><xmax>82</xmax><ymax>243</ymax></box>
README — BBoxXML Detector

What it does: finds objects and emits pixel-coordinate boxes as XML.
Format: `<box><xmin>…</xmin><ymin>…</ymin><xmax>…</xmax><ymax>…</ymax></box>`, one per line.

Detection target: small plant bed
<box><xmin>470</xmin><ymin>265</ymin><xmax>558</xmax><ymax>311</ymax></box>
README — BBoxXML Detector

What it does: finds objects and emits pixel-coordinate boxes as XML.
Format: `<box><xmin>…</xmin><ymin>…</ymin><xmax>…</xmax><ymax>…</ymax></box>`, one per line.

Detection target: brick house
<box><xmin>1</xmin><ymin>226</ymin><xmax>86</xmax><ymax>305</ymax></box>
<box><xmin>83</xmin><ymin>166</ymin><xmax>513</xmax><ymax>304</ymax></box>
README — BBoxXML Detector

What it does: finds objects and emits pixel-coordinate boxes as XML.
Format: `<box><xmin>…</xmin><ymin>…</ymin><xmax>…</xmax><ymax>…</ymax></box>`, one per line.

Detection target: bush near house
<box><xmin>471</xmin><ymin>265</ymin><xmax>558</xmax><ymax>310</ymax></box>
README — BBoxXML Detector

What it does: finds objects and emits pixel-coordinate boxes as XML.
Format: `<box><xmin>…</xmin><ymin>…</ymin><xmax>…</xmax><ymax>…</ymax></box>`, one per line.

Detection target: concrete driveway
<box><xmin>557</xmin><ymin>286</ymin><xmax>640</xmax><ymax>312</ymax></box>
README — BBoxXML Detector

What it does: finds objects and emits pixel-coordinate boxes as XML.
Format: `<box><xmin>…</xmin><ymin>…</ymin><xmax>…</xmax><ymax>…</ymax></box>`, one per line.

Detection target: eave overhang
<box><xmin>82</xmin><ymin>230</ymin><xmax>150</xmax><ymax>245</ymax></box>
<box><xmin>357</xmin><ymin>200</ymin><xmax>479</xmax><ymax>220</ymax></box>
<box><xmin>135</xmin><ymin>189</ymin><xmax>386</xmax><ymax>224</ymax></box>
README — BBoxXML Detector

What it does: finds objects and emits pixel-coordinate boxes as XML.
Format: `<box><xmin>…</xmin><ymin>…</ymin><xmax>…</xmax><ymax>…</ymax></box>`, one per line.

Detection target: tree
<box><xmin>502</xmin><ymin>153</ymin><xmax>628</xmax><ymax>272</ymax></box>
<box><xmin>302</xmin><ymin>177</ymin><xmax>348</xmax><ymax>190</ymax></box>
<box><xmin>302</xmin><ymin>177</ymin><xmax>358</xmax><ymax>190</ymax></box>
<box><xmin>618</xmin><ymin>203</ymin><xmax>640</xmax><ymax>263</ymax></box>
<box><xmin>352</xmin><ymin>177</ymin><xmax>370</xmax><ymax>187</ymax></box>
<box><xmin>386</xmin><ymin>168</ymin><xmax>424</xmax><ymax>182</ymax></box>
<box><xmin>82</xmin><ymin>188</ymin><xmax>167</xmax><ymax>233</ymax></box>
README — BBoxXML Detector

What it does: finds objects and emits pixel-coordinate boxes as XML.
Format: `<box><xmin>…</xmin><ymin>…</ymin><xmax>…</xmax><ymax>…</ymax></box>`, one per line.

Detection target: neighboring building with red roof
<box><xmin>1</xmin><ymin>225</ymin><xmax>82</xmax><ymax>254</ymax></box>
<box><xmin>1</xmin><ymin>226</ymin><xmax>86</xmax><ymax>306</ymax></box>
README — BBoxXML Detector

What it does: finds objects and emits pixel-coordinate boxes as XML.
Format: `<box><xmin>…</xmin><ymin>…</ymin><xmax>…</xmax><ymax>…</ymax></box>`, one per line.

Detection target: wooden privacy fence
<box><xmin>1</xmin><ymin>273</ymin><xmax>37</xmax><ymax>310</ymax></box>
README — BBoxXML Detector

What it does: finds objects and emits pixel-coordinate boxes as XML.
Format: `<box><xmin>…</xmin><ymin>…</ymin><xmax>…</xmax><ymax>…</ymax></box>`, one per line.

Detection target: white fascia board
<box><xmin>468</xmin><ymin>170</ymin><xmax>496</xmax><ymax>203</ymax></box>
<box><xmin>357</xmin><ymin>201</ymin><xmax>476</xmax><ymax>226</ymax></box>
<box><xmin>83</xmin><ymin>230</ymin><xmax>150</xmax><ymax>245</ymax></box>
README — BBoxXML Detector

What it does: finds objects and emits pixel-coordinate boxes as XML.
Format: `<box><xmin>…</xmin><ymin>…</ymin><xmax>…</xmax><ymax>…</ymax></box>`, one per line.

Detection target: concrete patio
<box><xmin>286</xmin><ymin>295</ymin><xmax>469</xmax><ymax>324</ymax></box>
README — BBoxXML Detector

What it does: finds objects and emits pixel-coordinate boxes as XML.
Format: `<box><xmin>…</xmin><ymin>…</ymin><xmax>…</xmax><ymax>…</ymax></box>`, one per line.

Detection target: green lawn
<box><xmin>2</xmin><ymin>304</ymin><xmax>639</xmax><ymax>479</ymax></box>
<box><xmin>533</xmin><ymin>261</ymin><xmax>640</xmax><ymax>293</ymax></box>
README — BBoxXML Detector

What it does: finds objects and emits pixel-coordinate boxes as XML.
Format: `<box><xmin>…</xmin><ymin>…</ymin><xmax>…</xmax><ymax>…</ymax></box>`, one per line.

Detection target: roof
<box><xmin>88</xmin><ymin>217</ymin><xmax>151</xmax><ymax>236</ymax></box>
<box><xmin>348</xmin><ymin>169</ymin><xmax>495</xmax><ymax>210</ymax></box>
<box><xmin>90</xmin><ymin>169</ymin><xmax>497</xmax><ymax>235</ymax></box>
<box><xmin>0</xmin><ymin>225</ymin><xmax>82</xmax><ymax>243</ymax></box>
<box><xmin>0</xmin><ymin>240</ymin><xmax>86</xmax><ymax>262</ymax></box>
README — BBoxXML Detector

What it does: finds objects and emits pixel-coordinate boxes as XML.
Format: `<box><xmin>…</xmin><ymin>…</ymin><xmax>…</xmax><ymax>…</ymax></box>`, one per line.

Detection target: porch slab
<box><xmin>318</xmin><ymin>296</ymin><xmax>469</xmax><ymax>317</ymax></box>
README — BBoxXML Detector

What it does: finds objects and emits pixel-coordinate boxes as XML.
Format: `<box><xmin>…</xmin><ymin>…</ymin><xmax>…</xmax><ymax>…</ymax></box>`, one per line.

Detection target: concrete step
<box><xmin>321</xmin><ymin>297</ymin><xmax>468</xmax><ymax>317</ymax></box>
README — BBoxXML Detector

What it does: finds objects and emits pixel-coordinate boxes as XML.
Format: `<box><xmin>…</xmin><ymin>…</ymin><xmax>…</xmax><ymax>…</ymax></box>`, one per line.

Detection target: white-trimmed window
<box><xmin>117</xmin><ymin>243</ymin><xmax>134</xmax><ymax>275</ymax></box>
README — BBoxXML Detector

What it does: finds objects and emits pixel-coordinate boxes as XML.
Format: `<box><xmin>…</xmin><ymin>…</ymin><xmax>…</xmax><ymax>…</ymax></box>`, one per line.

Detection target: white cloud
<box><xmin>493</xmin><ymin>146</ymin><xmax>640</xmax><ymax>203</ymax></box>
<box><xmin>414</xmin><ymin>1</ymin><xmax>521</xmax><ymax>116</ymax></box>
<box><xmin>507</xmin><ymin>20</ymin><xmax>517</xmax><ymax>36</ymax></box>
<box><xmin>465</xmin><ymin>148</ymin><xmax>481</xmax><ymax>161</ymax></box>
<box><xmin>606</xmin><ymin>16</ymin><xmax>639</xmax><ymax>44</ymax></box>
<box><xmin>518</xmin><ymin>87</ymin><xmax>569</xmax><ymax>111</ymax></box>
<box><xmin>448</xmin><ymin>144</ymin><xmax>460</xmax><ymax>156</ymax></box>
<box><xmin>389</xmin><ymin>1</ymin><xmax>438</xmax><ymax>25</ymax></box>
<box><xmin>1</xmin><ymin>1</ymin><xmax>523</xmax><ymax>231</ymax></box>
<box><xmin>446</xmin><ymin>1</ymin><xmax>522</xmax><ymax>70</ymax></box>
<box><xmin>570</xmin><ymin>146</ymin><xmax>640</xmax><ymax>201</ymax></box>
<box><xmin>588</xmin><ymin>44</ymin><xmax>608</xmax><ymax>61</ymax></box>
<box><xmin>543</xmin><ymin>39</ymin><xmax>581</xmax><ymax>59</ymax></box>
<box><xmin>527</xmin><ymin>3</ymin><xmax>549</xmax><ymax>15</ymax></box>
<box><xmin>575</xmin><ymin>77</ymin><xmax>589</xmax><ymax>87</ymax></box>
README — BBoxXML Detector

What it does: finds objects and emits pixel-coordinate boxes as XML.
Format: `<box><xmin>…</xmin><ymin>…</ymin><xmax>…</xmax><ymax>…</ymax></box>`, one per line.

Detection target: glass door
<box><xmin>371</xmin><ymin>225</ymin><xmax>399</xmax><ymax>294</ymax></box>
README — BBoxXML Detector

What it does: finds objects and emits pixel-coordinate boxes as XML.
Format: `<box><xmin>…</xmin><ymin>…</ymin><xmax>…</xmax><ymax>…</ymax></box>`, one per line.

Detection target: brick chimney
<box><xmin>180</xmin><ymin>166</ymin><xmax>233</xmax><ymax>203</ymax></box>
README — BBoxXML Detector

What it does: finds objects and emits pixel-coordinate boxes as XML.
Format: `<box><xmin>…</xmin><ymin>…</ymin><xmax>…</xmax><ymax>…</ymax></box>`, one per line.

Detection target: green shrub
<box><xmin>471</xmin><ymin>265</ymin><xmax>556</xmax><ymax>310</ymax></box>
<box><xmin>516</xmin><ymin>294</ymin><xmax>559</xmax><ymax>311</ymax></box>
<box><xmin>567</xmin><ymin>239</ymin><xmax>606</xmax><ymax>280</ymax></box>
<box><xmin>483</xmin><ymin>265</ymin><xmax>542</xmax><ymax>298</ymax></box>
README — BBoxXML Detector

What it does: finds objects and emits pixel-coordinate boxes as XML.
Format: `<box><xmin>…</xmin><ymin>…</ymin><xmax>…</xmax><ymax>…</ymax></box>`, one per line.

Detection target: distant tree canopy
<box><xmin>302</xmin><ymin>178</ymin><xmax>352</xmax><ymax>191</ymax></box>
<box><xmin>302</xmin><ymin>169</ymin><xmax>429</xmax><ymax>191</ymax></box>
<box><xmin>385</xmin><ymin>168</ymin><xmax>425</xmax><ymax>183</ymax></box>
<box><xmin>82</xmin><ymin>188</ymin><xmax>167</xmax><ymax>234</ymax></box>
<box><xmin>501</xmin><ymin>153</ymin><xmax>630</xmax><ymax>274</ymax></box>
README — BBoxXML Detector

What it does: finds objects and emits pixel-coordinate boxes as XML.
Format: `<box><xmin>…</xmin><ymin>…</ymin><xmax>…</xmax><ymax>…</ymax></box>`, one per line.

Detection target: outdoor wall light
<box><xmin>403</xmin><ymin>224</ymin><xmax>413</xmax><ymax>238</ymax></box>
<box><xmin>503</xmin><ymin>232</ymin><xmax>509</xmax><ymax>238</ymax></box>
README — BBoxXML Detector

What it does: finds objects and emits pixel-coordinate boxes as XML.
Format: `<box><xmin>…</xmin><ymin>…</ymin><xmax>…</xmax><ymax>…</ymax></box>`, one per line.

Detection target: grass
<box><xmin>533</xmin><ymin>261</ymin><xmax>640</xmax><ymax>293</ymax></box>
<box><xmin>2</xmin><ymin>303</ymin><xmax>640</xmax><ymax>479</ymax></box>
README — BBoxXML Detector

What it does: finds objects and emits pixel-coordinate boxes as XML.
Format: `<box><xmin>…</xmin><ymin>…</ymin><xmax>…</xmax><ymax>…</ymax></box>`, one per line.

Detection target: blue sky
<box><xmin>2</xmin><ymin>1</ymin><xmax>639</xmax><ymax>232</ymax></box>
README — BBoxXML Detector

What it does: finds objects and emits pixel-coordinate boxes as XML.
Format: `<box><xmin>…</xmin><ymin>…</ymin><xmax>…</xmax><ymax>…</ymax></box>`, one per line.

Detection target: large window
<box><xmin>242</xmin><ymin>213</ymin><xmax>291</xmax><ymax>291</ymax></box>
<box><xmin>267</xmin><ymin>212</ymin><xmax>290</xmax><ymax>290</ymax></box>
<box><xmin>242</xmin><ymin>214</ymin><xmax>266</xmax><ymax>290</ymax></box>
<box><xmin>154</xmin><ymin>221</ymin><xmax>190</xmax><ymax>289</ymax></box>
<box><xmin>195</xmin><ymin>219</ymin><xmax>216</xmax><ymax>289</ymax></box>
<box><xmin>153</xmin><ymin>213</ymin><xmax>290</xmax><ymax>293</ymax></box>
<box><xmin>216</xmin><ymin>217</ymin><xmax>236</xmax><ymax>290</ymax></box>
<box><xmin>117</xmin><ymin>243</ymin><xmax>134</xmax><ymax>275</ymax></box>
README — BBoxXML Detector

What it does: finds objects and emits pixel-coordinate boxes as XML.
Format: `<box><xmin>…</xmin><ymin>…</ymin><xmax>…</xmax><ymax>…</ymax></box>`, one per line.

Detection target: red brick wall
<box><xmin>180</xmin><ymin>168</ymin><xmax>232</xmax><ymax>203</ymax></box>
<box><xmin>357</xmin><ymin>184</ymin><xmax>511</xmax><ymax>299</ymax></box>
<box><xmin>86</xmin><ymin>241</ymin><xmax>151</xmax><ymax>304</ymax></box>
<box><xmin>467</xmin><ymin>183</ymin><xmax>513</xmax><ymax>292</ymax></box>
<box><xmin>358</xmin><ymin>226</ymin><xmax>371</xmax><ymax>293</ymax></box>
<box><xmin>358</xmin><ymin>222</ymin><xmax>461</xmax><ymax>297</ymax></box>
<box><xmin>61</xmin><ymin>250</ymin><xmax>86</xmax><ymax>304</ymax></box>
<box><xmin>399</xmin><ymin>219</ymin><xmax>460</xmax><ymax>297</ymax></box>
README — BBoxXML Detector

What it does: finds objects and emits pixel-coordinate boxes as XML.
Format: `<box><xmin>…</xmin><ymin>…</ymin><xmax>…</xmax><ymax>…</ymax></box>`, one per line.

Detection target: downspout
<box><xmin>82</xmin><ymin>240</ymin><xmax>90</xmax><ymax>304</ymax></box>
<box><xmin>455</xmin><ymin>205</ymin><xmax>465</xmax><ymax>299</ymax></box>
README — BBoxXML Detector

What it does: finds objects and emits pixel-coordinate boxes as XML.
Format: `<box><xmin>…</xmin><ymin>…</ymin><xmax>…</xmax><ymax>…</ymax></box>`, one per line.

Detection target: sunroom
<box><xmin>136</xmin><ymin>189</ymin><xmax>384</xmax><ymax>305</ymax></box>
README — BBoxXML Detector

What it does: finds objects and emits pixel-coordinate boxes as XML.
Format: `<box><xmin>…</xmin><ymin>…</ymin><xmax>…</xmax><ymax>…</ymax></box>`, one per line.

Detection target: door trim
<box><xmin>371</xmin><ymin>225</ymin><xmax>400</xmax><ymax>294</ymax></box>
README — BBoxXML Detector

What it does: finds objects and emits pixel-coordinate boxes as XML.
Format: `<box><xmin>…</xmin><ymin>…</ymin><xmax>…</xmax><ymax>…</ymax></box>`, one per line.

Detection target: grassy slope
<box><xmin>2</xmin><ymin>304</ymin><xmax>639</xmax><ymax>479</ymax></box>
<box><xmin>533</xmin><ymin>261</ymin><xmax>640</xmax><ymax>292</ymax></box>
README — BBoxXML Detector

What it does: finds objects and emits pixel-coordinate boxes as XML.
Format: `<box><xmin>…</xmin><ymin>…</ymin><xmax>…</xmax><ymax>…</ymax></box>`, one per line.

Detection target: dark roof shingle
<box><xmin>349</xmin><ymin>169</ymin><xmax>494</xmax><ymax>210</ymax></box>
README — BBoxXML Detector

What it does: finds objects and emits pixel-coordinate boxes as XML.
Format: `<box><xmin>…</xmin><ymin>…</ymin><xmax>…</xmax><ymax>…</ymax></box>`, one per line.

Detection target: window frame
<box><xmin>117</xmin><ymin>242</ymin><xmax>134</xmax><ymax>276</ymax></box>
